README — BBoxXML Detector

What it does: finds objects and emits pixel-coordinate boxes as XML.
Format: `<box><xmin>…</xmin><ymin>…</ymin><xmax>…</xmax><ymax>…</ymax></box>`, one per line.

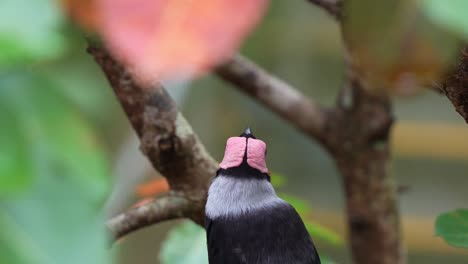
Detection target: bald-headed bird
<box><xmin>205</xmin><ymin>128</ymin><xmax>321</xmax><ymax>264</ymax></box>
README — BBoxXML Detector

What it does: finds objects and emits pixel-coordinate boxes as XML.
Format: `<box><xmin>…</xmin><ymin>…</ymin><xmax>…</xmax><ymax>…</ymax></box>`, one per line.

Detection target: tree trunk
<box><xmin>326</xmin><ymin>79</ymin><xmax>404</xmax><ymax>264</ymax></box>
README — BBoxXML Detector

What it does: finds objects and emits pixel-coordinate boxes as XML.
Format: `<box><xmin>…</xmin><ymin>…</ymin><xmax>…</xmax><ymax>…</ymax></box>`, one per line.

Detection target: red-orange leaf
<box><xmin>97</xmin><ymin>0</ymin><xmax>268</xmax><ymax>81</ymax></box>
<box><xmin>136</xmin><ymin>178</ymin><xmax>170</xmax><ymax>197</ymax></box>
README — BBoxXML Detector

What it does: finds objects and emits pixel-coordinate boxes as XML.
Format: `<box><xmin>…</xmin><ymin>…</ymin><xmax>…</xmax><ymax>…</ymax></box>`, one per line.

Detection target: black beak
<box><xmin>240</xmin><ymin>127</ymin><xmax>256</xmax><ymax>139</ymax></box>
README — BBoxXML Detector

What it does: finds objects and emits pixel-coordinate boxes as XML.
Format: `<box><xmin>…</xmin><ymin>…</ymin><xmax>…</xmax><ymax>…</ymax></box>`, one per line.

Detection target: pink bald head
<box><xmin>219</xmin><ymin>137</ymin><xmax>246</xmax><ymax>169</ymax></box>
<box><xmin>246</xmin><ymin>138</ymin><xmax>268</xmax><ymax>173</ymax></box>
<box><xmin>219</xmin><ymin>136</ymin><xmax>269</xmax><ymax>174</ymax></box>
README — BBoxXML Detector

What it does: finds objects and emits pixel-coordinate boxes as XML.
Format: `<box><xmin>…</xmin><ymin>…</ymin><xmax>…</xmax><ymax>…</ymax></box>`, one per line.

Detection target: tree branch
<box><xmin>216</xmin><ymin>55</ymin><xmax>331</xmax><ymax>148</ymax></box>
<box><xmin>439</xmin><ymin>48</ymin><xmax>468</xmax><ymax>123</ymax></box>
<box><xmin>106</xmin><ymin>193</ymin><xmax>191</xmax><ymax>240</ymax></box>
<box><xmin>307</xmin><ymin>0</ymin><xmax>342</xmax><ymax>19</ymax></box>
<box><xmin>329</xmin><ymin>78</ymin><xmax>403</xmax><ymax>264</ymax></box>
<box><xmin>87</xmin><ymin>44</ymin><xmax>218</xmax><ymax>239</ymax></box>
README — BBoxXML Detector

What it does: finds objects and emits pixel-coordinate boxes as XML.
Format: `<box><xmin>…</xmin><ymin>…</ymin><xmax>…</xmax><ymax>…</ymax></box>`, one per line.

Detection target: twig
<box><xmin>216</xmin><ymin>54</ymin><xmax>331</xmax><ymax>147</ymax></box>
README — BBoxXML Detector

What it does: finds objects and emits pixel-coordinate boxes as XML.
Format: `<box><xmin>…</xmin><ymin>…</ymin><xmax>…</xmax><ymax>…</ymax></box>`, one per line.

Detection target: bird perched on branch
<box><xmin>205</xmin><ymin>128</ymin><xmax>321</xmax><ymax>264</ymax></box>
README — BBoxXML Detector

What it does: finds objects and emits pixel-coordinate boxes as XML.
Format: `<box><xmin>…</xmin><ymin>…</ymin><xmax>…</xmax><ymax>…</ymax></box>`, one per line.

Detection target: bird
<box><xmin>205</xmin><ymin>127</ymin><xmax>321</xmax><ymax>264</ymax></box>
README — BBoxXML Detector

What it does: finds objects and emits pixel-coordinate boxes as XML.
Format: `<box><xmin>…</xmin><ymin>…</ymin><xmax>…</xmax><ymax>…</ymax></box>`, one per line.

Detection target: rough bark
<box><xmin>327</xmin><ymin>78</ymin><xmax>402</xmax><ymax>264</ymax></box>
<box><xmin>439</xmin><ymin>48</ymin><xmax>468</xmax><ymax>124</ymax></box>
<box><xmin>88</xmin><ymin>45</ymin><xmax>217</xmax><ymax>239</ymax></box>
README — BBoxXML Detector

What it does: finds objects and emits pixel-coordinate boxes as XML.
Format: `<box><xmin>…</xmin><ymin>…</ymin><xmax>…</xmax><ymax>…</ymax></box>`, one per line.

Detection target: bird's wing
<box><xmin>205</xmin><ymin>202</ymin><xmax>321</xmax><ymax>264</ymax></box>
<box><xmin>279</xmin><ymin>203</ymin><xmax>322</xmax><ymax>264</ymax></box>
<box><xmin>206</xmin><ymin>216</ymin><xmax>248</xmax><ymax>264</ymax></box>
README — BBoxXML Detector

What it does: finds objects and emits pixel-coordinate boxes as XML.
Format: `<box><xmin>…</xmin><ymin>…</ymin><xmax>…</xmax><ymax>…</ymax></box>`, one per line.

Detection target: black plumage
<box><xmin>206</xmin><ymin>202</ymin><xmax>321</xmax><ymax>264</ymax></box>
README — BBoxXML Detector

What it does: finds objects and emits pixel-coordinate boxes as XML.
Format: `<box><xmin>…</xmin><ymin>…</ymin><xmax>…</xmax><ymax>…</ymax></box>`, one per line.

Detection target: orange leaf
<box><xmin>97</xmin><ymin>0</ymin><xmax>269</xmax><ymax>81</ymax></box>
<box><xmin>136</xmin><ymin>178</ymin><xmax>170</xmax><ymax>197</ymax></box>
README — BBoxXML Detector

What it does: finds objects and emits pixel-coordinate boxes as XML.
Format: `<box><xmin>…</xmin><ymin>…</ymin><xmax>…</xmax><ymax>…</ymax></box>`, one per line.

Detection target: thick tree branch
<box><xmin>216</xmin><ymin>55</ymin><xmax>331</xmax><ymax>148</ymax></box>
<box><xmin>329</xmin><ymin>79</ymin><xmax>402</xmax><ymax>264</ymax></box>
<box><xmin>87</xmin><ymin>44</ymin><xmax>218</xmax><ymax>239</ymax></box>
<box><xmin>307</xmin><ymin>0</ymin><xmax>342</xmax><ymax>19</ymax></box>
<box><xmin>439</xmin><ymin>48</ymin><xmax>468</xmax><ymax>123</ymax></box>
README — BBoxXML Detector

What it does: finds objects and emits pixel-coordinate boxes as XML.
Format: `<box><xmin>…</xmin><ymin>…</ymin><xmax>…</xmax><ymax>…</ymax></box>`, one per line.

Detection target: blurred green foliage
<box><xmin>0</xmin><ymin>0</ymin><xmax>66</xmax><ymax>66</ymax></box>
<box><xmin>269</xmin><ymin>172</ymin><xmax>286</xmax><ymax>188</ymax></box>
<box><xmin>0</xmin><ymin>72</ymin><xmax>111</xmax><ymax>263</ymax></box>
<box><xmin>271</xmin><ymin>173</ymin><xmax>343</xmax><ymax>246</ymax></box>
<box><xmin>160</xmin><ymin>221</ymin><xmax>209</xmax><ymax>264</ymax></box>
<box><xmin>0</xmin><ymin>0</ymin><xmax>111</xmax><ymax>263</ymax></box>
<box><xmin>278</xmin><ymin>193</ymin><xmax>343</xmax><ymax>246</ymax></box>
<box><xmin>0</xmin><ymin>72</ymin><xmax>110</xmax><ymax>197</ymax></box>
<box><xmin>422</xmin><ymin>0</ymin><xmax>468</xmax><ymax>40</ymax></box>
<box><xmin>435</xmin><ymin>209</ymin><xmax>468</xmax><ymax>248</ymax></box>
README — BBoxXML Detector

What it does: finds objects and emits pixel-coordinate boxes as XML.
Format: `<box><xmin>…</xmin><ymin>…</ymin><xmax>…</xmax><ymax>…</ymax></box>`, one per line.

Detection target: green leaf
<box><xmin>321</xmin><ymin>255</ymin><xmax>338</xmax><ymax>264</ymax></box>
<box><xmin>422</xmin><ymin>0</ymin><xmax>468</xmax><ymax>40</ymax></box>
<box><xmin>0</xmin><ymin>71</ymin><xmax>109</xmax><ymax>198</ymax></box>
<box><xmin>0</xmin><ymin>71</ymin><xmax>111</xmax><ymax>264</ymax></box>
<box><xmin>435</xmin><ymin>209</ymin><xmax>468</xmax><ymax>248</ymax></box>
<box><xmin>0</xmin><ymin>212</ymin><xmax>51</xmax><ymax>264</ymax></box>
<box><xmin>0</xmin><ymin>104</ymin><xmax>31</xmax><ymax>193</ymax></box>
<box><xmin>278</xmin><ymin>193</ymin><xmax>343</xmax><ymax>245</ymax></box>
<box><xmin>278</xmin><ymin>193</ymin><xmax>310</xmax><ymax>215</ymax></box>
<box><xmin>0</xmin><ymin>0</ymin><xmax>66</xmax><ymax>66</ymax></box>
<box><xmin>160</xmin><ymin>221</ymin><xmax>209</xmax><ymax>264</ymax></box>
<box><xmin>304</xmin><ymin>221</ymin><xmax>343</xmax><ymax>246</ymax></box>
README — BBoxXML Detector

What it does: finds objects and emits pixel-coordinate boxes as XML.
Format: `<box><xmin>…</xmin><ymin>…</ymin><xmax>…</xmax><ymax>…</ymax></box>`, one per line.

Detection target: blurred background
<box><xmin>1</xmin><ymin>1</ymin><xmax>468</xmax><ymax>263</ymax></box>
